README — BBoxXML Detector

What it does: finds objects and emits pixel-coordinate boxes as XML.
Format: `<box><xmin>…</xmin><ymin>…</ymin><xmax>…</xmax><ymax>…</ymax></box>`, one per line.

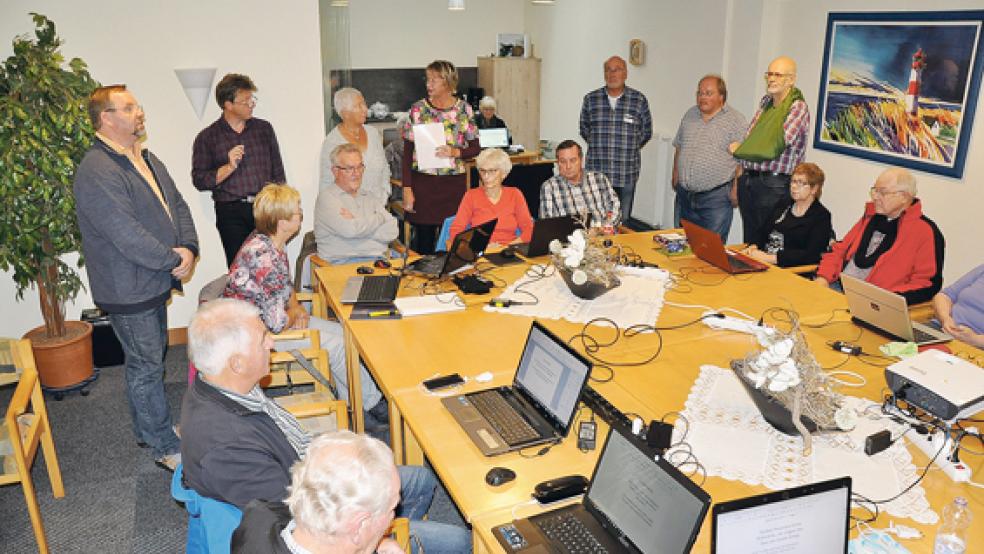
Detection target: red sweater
<box><xmin>448</xmin><ymin>186</ymin><xmax>534</xmax><ymax>247</ymax></box>
<box><xmin>817</xmin><ymin>199</ymin><xmax>944</xmax><ymax>305</ymax></box>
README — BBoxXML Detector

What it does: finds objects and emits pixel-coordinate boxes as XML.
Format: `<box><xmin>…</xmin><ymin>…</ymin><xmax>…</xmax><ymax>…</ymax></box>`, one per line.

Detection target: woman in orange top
<box><xmin>448</xmin><ymin>148</ymin><xmax>533</xmax><ymax>248</ymax></box>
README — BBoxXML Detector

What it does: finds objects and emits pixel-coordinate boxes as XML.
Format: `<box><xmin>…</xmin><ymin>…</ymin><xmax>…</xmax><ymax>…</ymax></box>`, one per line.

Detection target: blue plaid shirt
<box><xmin>579</xmin><ymin>86</ymin><xmax>652</xmax><ymax>189</ymax></box>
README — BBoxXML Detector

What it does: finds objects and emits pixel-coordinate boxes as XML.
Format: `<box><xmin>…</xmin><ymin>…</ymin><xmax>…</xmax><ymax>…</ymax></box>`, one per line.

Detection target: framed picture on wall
<box><xmin>815</xmin><ymin>10</ymin><xmax>984</xmax><ymax>178</ymax></box>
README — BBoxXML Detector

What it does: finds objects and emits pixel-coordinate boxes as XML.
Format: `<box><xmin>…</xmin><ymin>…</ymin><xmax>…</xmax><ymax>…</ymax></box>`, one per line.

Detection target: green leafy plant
<box><xmin>0</xmin><ymin>13</ymin><xmax>99</xmax><ymax>338</ymax></box>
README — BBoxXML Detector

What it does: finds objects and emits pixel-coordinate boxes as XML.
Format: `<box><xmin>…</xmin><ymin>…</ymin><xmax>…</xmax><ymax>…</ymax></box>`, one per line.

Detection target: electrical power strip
<box><xmin>906</xmin><ymin>430</ymin><xmax>972</xmax><ymax>483</ymax></box>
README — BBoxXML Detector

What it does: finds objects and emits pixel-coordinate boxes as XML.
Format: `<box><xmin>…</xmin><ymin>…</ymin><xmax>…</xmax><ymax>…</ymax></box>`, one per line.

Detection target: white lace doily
<box><xmin>669</xmin><ymin>365</ymin><xmax>938</xmax><ymax>524</ymax></box>
<box><xmin>484</xmin><ymin>266</ymin><xmax>668</xmax><ymax>328</ymax></box>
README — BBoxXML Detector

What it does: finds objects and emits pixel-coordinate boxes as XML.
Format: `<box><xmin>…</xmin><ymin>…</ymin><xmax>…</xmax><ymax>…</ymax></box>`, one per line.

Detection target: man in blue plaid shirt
<box><xmin>580</xmin><ymin>56</ymin><xmax>652</xmax><ymax>224</ymax></box>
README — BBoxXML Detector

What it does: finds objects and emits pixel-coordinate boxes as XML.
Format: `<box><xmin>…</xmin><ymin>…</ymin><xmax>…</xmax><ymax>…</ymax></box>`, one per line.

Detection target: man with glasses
<box><xmin>731</xmin><ymin>56</ymin><xmax>810</xmax><ymax>244</ymax></box>
<box><xmin>193</xmin><ymin>73</ymin><xmax>286</xmax><ymax>267</ymax></box>
<box><xmin>74</xmin><ymin>85</ymin><xmax>199</xmax><ymax>472</ymax></box>
<box><xmin>672</xmin><ymin>75</ymin><xmax>747</xmax><ymax>242</ymax></box>
<box><xmin>816</xmin><ymin>167</ymin><xmax>944</xmax><ymax>304</ymax></box>
<box><xmin>315</xmin><ymin>143</ymin><xmax>398</xmax><ymax>264</ymax></box>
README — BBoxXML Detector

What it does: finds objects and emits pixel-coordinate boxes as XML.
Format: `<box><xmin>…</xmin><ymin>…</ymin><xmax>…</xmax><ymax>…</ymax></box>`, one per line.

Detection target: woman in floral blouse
<box><xmin>222</xmin><ymin>183</ymin><xmax>383</xmax><ymax>414</ymax></box>
<box><xmin>401</xmin><ymin>60</ymin><xmax>480</xmax><ymax>254</ymax></box>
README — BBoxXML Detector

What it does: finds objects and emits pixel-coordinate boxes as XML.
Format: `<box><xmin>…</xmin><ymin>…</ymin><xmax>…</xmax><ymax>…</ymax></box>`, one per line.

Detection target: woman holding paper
<box><xmin>401</xmin><ymin>60</ymin><xmax>480</xmax><ymax>254</ymax></box>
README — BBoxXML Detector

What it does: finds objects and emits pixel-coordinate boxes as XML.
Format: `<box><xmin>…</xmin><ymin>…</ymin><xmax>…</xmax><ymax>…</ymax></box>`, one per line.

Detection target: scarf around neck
<box><xmin>734</xmin><ymin>87</ymin><xmax>804</xmax><ymax>162</ymax></box>
<box><xmin>851</xmin><ymin>213</ymin><xmax>900</xmax><ymax>269</ymax></box>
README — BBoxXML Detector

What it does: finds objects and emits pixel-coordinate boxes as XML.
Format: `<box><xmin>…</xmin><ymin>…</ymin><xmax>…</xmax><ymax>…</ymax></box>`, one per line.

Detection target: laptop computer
<box><xmin>340</xmin><ymin>247</ymin><xmax>409</xmax><ymax>304</ymax></box>
<box><xmin>406</xmin><ymin>218</ymin><xmax>497</xmax><ymax>279</ymax></box>
<box><xmin>442</xmin><ymin>320</ymin><xmax>592</xmax><ymax>456</ymax></box>
<box><xmin>479</xmin><ymin>127</ymin><xmax>510</xmax><ymax>148</ymax></box>
<box><xmin>682</xmin><ymin>219</ymin><xmax>769</xmax><ymax>274</ymax></box>
<box><xmin>712</xmin><ymin>476</ymin><xmax>852</xmax><ymax>553</ymax></box>
<box><xmin>493</xmin><ymin>426</ymin><xmax>711</xmax><ymax>554</ymax></box>
<box><xmin>514</xmin><ymin>214</ymin><xmax>591</xmax><ymax>257</ymax></box>
<box><xmin>840</xmin><ymin>274</ymin><xmax>951</xmax><ymax>345</ymax></box>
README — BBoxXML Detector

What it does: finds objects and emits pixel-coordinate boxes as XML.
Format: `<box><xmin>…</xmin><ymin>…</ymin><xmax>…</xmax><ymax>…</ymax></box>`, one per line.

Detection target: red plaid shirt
<box><xmin>741</xmin><ymin>94</ymin><xmax>810</xmax><ymax>175</ymax></box>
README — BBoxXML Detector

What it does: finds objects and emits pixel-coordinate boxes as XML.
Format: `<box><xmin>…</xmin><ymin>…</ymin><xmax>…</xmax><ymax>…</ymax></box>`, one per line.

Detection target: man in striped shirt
<box><xmin>540</xmin><ymin>140</ymin><xmax>620</xmax><ymax>227</ymax></box>
<box><xmin>580</xmin><ymin>56</ymin><xmax>652</xmax><ymax>224</ymax></box>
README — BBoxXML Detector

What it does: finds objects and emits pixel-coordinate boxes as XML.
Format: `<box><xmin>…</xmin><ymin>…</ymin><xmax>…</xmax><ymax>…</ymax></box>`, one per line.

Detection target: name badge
<box><xmin>623</xmin><ymin>115</ymin><xmax>635</xmax><ymax>124</ymax></box>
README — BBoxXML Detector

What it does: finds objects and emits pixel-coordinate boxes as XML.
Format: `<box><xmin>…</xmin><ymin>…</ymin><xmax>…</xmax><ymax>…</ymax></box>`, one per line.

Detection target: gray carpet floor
<box><xmin>0</xmin><ymin>345</ymin><xmax>466</xmax><ymax>553</ymax></box>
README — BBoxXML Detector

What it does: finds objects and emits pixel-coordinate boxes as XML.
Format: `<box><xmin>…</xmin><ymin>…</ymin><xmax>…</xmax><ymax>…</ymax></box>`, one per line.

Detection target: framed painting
<box><xmin>815</xmin><ymin>11</ymin><xmax>984</xmax><ymax>178</ymax></box>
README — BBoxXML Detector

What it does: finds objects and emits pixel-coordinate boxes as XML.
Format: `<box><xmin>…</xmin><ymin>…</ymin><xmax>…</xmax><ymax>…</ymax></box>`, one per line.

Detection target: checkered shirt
<box><xmin>673</xmin><ymin>105</ymin><xmax>747</xmax><ymax>192</ymax></box>
<box><xmin>539</xmin><ymin>171</ymin><xmax>620</xmax><ymax>225</ymax></box>
<box><xmin>192</xmin><ymin>117</ymin><xmax>286</xmax><ymax>202</ymax></box>
<box><xmin>579</xmin><ymin>86</ymin><xmax>653</xmax><ymax>189</ymax></box>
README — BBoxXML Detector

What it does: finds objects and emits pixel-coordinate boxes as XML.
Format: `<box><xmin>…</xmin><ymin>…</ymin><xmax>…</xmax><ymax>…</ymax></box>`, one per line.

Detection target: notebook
<box><xmin>340</xmin><ymin>248</ymin><xmax>410</xmax><ymax>304</ymax></box>
<box><xmin>840</xmin><ymin>274</ymin><xmax>951</xmax><ymax>345</ymax></box>
<box><xmin>712</xmin><ymin>476</ymin><xmax>852</xmax><ymax>553</ymax></box>
<box><xmin>514</xmin><ymin>214</ymin><xmax>591</xmax><ymax>257</ymax></box>
<box><xmin>493</xmin><ymin>425</ymin><xmax>711</xmax><ymax>554</ymax></box>
<box><xmin>441</xmin><ymin>320</ymin><xmax>591</xmax><ymax>456</ymax></box>
<box><xmin>406</xmin><ymin>218</ymin><xmax>497</xmax><ymax>278</ymax></box>
<box><xmin>479</xmin><ymin>127</ymin><xmax>510</xmax><ymax>148</ymax></box>
<box><xmin>682</xmin><ymin>219</ymin><xmax>769</xmax><ymax>274</ymax></box>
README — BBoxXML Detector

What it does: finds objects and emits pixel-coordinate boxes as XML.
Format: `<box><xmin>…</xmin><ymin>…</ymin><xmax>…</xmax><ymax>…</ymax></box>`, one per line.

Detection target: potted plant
<box><xmin>0</xmin><ymin>13</ymin><xmax>100</xmax><ymax>389</ymax></box>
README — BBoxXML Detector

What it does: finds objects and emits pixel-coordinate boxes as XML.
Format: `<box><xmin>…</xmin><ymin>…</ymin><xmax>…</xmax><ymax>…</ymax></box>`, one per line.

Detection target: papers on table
<box><xmin>412</xmin><ymin>123</ymin><xmax>452</xmax><ymax>170</ymax></box>
<box><xmin>394</xmin><ymin>293</ymin><xmax>464</xmax><ymax>316</ymax></box>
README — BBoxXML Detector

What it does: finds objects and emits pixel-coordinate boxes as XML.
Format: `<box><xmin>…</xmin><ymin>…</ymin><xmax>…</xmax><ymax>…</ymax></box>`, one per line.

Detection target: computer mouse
<box><xmin>374</xmin><ymin>258</ymin><xmax>392</xmax><ymax>269</ymax></box>
<box><xmin>500</xmin><ymin>246</ymin><xmax>516</xmax><ymax>259</ymax></box>
<box><xmin>485</xmin><ymin>467</ymin><xmax>516</xmax><ymax>487</ymax></box>
<box><xmin>356</xmin><ymin>266</ymin><xmax>374</xmax><ymax>275</ymax></box>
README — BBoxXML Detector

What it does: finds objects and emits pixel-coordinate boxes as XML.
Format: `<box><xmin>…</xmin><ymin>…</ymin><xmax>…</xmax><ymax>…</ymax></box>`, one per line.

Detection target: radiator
<box><xmin>631</xmin><ymin>134</ymin><xmax>675</xmax><ymax>229</ymax></box>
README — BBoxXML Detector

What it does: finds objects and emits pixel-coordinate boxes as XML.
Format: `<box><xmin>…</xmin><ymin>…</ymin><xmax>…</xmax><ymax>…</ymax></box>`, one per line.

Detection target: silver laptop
<box><xmin>478</xmin><ymin>127</ymin><xmax>509</xmax><ymax>148</ymax></box>
<box><xmin>841</xmin><ymin>274</ymin><xmax>951</xmax><ymax>345</ymax></box>
<box><xmin>442</xmin><ymin>321</ymin><xmax>591</xmax><ymax>456</ymax></box>
<box><xmin>494</xmin><ymin>426</ymin><xmax>711</xmax><ymax>554</ymax></box>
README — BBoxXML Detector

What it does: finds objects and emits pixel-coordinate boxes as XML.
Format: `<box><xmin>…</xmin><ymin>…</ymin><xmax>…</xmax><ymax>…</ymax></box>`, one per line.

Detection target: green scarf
<box><xmin>734</xmin><ymin>87</ymin><xmax>804</xmax><ymax>162</ymax></box>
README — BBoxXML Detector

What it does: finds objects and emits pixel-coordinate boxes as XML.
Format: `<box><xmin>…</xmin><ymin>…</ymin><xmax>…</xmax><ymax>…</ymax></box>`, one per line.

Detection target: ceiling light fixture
<box><xmin>448</xmin><ymin>0</ymin><xmax>465</xmax><ymax>10</ymax></box>
<box><xmin>532</xmin><ymin>0</ymin><xmax>556</xmax><ymax>5</ymax></box>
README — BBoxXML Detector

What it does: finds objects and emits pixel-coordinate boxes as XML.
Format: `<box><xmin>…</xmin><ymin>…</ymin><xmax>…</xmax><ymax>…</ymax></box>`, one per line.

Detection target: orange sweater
<box><xmin>448</xmin><ymin>186</ymin><xmax>534</xmax><ymax>248</ymax></box>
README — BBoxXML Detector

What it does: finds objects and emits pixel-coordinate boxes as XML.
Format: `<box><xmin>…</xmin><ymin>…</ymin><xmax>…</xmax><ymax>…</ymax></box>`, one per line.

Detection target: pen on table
<box><xmin>368</xmin><ymin>309</ymin><xmax>396</xmax><ymax>317</ymax></box>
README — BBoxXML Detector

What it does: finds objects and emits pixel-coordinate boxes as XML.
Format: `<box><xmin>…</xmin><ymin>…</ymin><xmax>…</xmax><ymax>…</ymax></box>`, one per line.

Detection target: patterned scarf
<box><xmin>852</xmin><ymin>214</ymin><xmax>899</xmax><ymax>269</ymax></box>
<box><xmin>219</xmin><ymin>385</ymin><xmax>311</xmax><ymax>457</ymax></box>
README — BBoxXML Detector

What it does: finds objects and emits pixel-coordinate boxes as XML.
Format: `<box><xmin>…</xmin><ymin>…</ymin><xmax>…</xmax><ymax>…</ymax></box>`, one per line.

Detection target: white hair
<box><xmin>476</xmin><ymin>147</ymin><xmax>512</xmax><ymax>175</ymax></box>
<box><xmin>188</xmin><ymin>299</ymin><xmax>260</xmax><ymax>376</ymax></box>
<box><xmin>883</xmin><ymin>167</ymin><xmax>918</xmax><ymax>196</ymax></box>
<box><xmin>286</xmin><ymin>431</ymin><xmax>397</xmax><ymax>536</ymax></box>
<box><xmin>332</xmin><ymin>87</ymin><xmax>363</xmax><ymax>116</ymax></box>
<box><xmin>479</xmin><ymin>95</ymin><xmax>496</xmax><ymax>109</ymax></box>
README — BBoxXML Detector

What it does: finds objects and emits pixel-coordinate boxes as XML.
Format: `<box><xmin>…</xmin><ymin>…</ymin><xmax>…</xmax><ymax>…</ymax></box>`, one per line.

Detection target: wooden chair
<box><xmin>265</xmin><ymin>330</ymin><xmax>350</xmax><ymax>433</ymax></box>
<box><xmin>386</xmin><ymin>517</ymin><xmax>411</xmax><ymax>552</ymax></box>
<box><xmin>1</xmin><ymin>339</ymin><xmax>65</xmax><ymax>554</ymax></box>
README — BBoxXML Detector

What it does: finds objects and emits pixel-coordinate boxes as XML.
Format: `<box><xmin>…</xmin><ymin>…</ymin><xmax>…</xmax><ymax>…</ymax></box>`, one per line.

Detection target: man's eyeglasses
<box><xmin>104</xmin><ymin>104</ymin><xmax>143</xmax><ymax>115</ymax></box>
<box><xmin>334</xmin><ymin>164</ymin><xmax>365</xmax><ymax>173</ymax></box>
<box><xmin>763</xmin><ymin>72</ymin><xmax>792</xmax><ymax>79</ymax></box>
<box><xmin>869</xmin><ymin>187</ymin><xmax>904</xmax><ymax>198</ymax></box>
<box><xmin>235</xmin><ymin>96</ymin><xmax>258</xmax><ymax>107</ymax></box>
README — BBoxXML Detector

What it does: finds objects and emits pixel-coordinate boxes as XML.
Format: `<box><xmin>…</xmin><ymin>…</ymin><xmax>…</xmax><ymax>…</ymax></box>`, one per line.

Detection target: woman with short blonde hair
<box><xmin>253</xmin><ymin>182</ymin><xmax>300</xmax><ymax>236</ymax></box>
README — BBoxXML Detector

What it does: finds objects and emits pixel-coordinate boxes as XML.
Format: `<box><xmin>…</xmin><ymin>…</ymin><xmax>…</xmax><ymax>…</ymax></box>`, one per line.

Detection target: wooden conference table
<box><xmin>315</xmin><ymin>231</ymin><xmax>983</xmax><ymax>553</ymax></box>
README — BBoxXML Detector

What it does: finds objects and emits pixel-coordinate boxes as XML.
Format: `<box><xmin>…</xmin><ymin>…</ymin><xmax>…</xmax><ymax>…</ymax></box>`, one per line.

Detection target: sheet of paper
<box><xmin>394</xmin><ymin>293</ymin><xmax>464</xmax><ymax>316</ymax></box>
<box><xmin>412</xmin><ymin>123</ymin><xmax>453</xmax><ymax>170</ymax></box>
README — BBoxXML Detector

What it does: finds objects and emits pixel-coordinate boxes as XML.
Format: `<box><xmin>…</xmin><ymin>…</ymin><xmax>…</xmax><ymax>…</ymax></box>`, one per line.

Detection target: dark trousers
<box><xmin>737</xmin><ymin>172</ymin><xmax>790</xmax><ymax>244</ymax></box>
<box><xmin>410</xmin><ymin>223</ymin><xmax>439</xmax><ymax>255</ymax></box>
<box><xmin>214</xmin><ymin>201</ymin><xmax>256</xmax><ymax>267</ymax></box>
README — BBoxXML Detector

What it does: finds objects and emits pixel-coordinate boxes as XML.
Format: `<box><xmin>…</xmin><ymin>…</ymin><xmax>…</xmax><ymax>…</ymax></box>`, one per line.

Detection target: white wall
<box><xmin>0</xmin><ymin>0</ymin><xmax>325</xmax><ymax>337</ymax></box>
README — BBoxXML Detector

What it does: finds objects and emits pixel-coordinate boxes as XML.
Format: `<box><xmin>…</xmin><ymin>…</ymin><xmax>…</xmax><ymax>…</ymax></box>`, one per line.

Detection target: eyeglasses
<box><xmin>869</xmin><ymin>187</ymin><xmax>904</xmax><ymax>198</ymax></box>
<box><xmin>764</xmin><ymin>72</ymin><xmax>792</xmax><ymax>79</ymax></box>
<box><xmin>334</xmin><ymin>164</ymin><xmax>365</xmax><ymax>173</ymax></box>
<box><xmin>790</xmin><ymin>179</ymin><xmax>811</xmax><ymax>189</ymax></box>
<box><xmin>104</xmin><ymin>104</ymin><xmax>143</xmax><ymax>115</ymax></box>
<box><xmin>235</xmin><ymin>96</ymin><xmax>258</xmax><ymax>107</ymax></box>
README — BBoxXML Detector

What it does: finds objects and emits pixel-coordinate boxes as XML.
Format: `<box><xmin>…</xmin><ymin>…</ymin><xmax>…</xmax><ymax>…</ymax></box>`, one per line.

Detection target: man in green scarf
<box><xmin>730</xmin><ymin>56</ymin><xmax>811</xmax><ymax>244</ymax></box>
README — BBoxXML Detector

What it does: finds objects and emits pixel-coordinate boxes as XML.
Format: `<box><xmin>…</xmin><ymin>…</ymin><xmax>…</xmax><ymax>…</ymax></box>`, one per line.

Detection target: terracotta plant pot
<box><xmin>23</xmin><ymin>320</ymin><xmax>94</xmax><ymax>389</ymax></box>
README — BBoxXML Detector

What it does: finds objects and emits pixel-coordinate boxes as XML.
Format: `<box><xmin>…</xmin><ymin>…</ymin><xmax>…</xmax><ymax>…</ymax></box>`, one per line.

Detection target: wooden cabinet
<box><xmin>477</xmin><ymin>57</ymin><xmax>541</xmax><ymax>153</ymax></box>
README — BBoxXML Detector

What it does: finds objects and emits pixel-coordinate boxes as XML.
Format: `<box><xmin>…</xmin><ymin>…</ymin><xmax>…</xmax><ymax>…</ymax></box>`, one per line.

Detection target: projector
<box><xmin>885</xmin><ymin>349</ymin><xmax>984</xmax><ymax>421</ymax></box>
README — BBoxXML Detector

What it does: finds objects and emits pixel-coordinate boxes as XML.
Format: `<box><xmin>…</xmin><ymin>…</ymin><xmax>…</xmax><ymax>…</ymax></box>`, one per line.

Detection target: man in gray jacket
<box><xmin>74</xmin><ymin>85</ymin><xmax>199</xmax><ymax>471</ymax></box>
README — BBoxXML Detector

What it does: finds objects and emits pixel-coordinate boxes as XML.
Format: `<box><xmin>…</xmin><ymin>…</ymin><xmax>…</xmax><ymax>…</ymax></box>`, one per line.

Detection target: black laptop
<box><xmin>493</xmin><ymin>425</ymin><xmax>711</xmax><ymax>553</ymax></box>
<box><xmin>514</xmin><ymin>214</ymin><xmax>591</xmax><ymax>257</ymax></box>
<box><xmin>340</xmin><ymin>248</ymin><xmax>409</xmax><ymax>305</ymax></box>
<box><xmin>406</xmin><ymin>218</ymin><xmax>497</xmax><ymax>278</ymax></box>
<box><xmin>712</xmin><ymin>476</ymin><xmax>852</xmax><ymax>553</ymax></box>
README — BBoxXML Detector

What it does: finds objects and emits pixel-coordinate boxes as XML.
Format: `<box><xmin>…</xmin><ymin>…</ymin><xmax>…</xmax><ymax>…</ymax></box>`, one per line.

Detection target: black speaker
<box><xmin>81</xmin><ymin>308</ymin><xmax>124</xmax><ymax>368</ymax></box>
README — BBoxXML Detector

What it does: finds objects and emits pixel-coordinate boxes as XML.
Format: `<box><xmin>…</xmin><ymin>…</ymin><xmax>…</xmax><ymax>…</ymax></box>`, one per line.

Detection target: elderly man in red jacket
<box><xmin>816</xmin><ymin>167</ymin><xmax>944</xmax><ymax>305</ymax></box>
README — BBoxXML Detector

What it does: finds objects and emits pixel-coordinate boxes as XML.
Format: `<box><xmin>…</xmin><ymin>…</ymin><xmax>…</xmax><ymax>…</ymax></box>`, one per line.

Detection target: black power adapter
<box><xmin>864</xmin><ymin>429</ymin><xmax>892</xmax><ymax>455</ymax></box>
<box><xmin>646</xmin><ymin>420</ymin><xmax>674</xmax><ymax>453</ymax></box>
<box><xmin>453</xmin><ymin>274</ymin><xmax>492</xmax><ymax>294</ymax></box>
<box><xmin>831</xmin><ymin>341</ymin><xmax>862</xmax><ymax>356</ymax></box>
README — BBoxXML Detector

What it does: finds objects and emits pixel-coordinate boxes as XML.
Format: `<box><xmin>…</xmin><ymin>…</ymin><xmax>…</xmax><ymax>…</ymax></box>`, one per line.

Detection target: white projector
<box><xmin>885</xmin><ymin>349</ymin><xmax>984</xmax><ymax>421</ymax></box>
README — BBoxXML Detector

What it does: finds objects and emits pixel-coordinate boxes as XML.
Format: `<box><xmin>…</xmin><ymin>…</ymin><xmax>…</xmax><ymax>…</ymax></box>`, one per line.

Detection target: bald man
<box><xmin>580</xmin><ymin>55</ymin><xmax>652</xmax><ymax>224</ymax></box>
<box><xmin>731</xmin><ymin>56</ymin><xmax>811</xmax><ymax>244</ymax></box>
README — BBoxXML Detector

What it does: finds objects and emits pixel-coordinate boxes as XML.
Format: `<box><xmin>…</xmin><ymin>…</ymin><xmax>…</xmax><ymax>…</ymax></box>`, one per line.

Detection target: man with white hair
<box><xmin>231</xmin><ymin>431</ymin><xmax>405</xmax><ymax>553</ymax></box>
<box><xmin>181</xmin><ymin>299</ymin><xmax>470</xmax><ymax>552</ymax></box>
<box><xmin>816</xmin><ymin>167</ymin><xmax>944</xmax><ymax>304</ymax></box>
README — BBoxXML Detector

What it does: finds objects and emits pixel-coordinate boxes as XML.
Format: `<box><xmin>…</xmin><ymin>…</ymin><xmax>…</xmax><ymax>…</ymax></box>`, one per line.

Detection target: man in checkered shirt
<box><xmin>539</xmin><ymin>140</ymin><xmax>620</xmax><ymax>226</ymax></box>
<box><xmin>579</xmin><ymin>56</ymin><xmax>652</xmax><ymax>225</ymax></box>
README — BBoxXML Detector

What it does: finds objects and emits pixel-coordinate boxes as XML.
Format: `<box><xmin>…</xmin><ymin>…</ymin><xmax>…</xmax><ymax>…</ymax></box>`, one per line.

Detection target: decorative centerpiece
<box><xmin>549</xmin><ymin>227</ymin><xmax>620</xmax><ymax>300</ymax></box>
<box><xmin>731</xmin><ymin>313</ymin><xmax>856</xmax><ymax>455</ymax></box>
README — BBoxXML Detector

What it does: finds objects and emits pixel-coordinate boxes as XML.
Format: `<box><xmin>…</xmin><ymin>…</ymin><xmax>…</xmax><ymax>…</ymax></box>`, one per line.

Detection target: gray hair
<box><xmin>330</xmin><ymin>142</ymin><xmax>363</xmax><ymax>167</ymax></box>
<box><xmin>188</xmin><ymin>299</ymin><xmax>260</xmax><ymax>376</ymax></box>
<box><xmin>286</xmin><ymin>431</ymin><xmax>397</xmax><ymax>536</ymax></box>
<box><xmin>479</xmin><ymin>96</ymin><xmax>496</xmax><ymax>109</ymax></box>
<box><xmin>333</xmin><ymin>87</ymin><xmax>364</xmax><ymax>116</ymax></box>
<box><xmin>476</xmin><ymin>147</ymin><xmax>512</xmax><ymax>176</ymax></box>
<box><xmin>883</xmin><ymin>167</ymin><xmax>918</xmax><ymax>196</ymax></box>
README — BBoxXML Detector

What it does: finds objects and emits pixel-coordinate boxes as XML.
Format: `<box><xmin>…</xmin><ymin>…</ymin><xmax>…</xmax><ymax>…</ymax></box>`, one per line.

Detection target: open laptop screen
<box><xmin>479</xmin><ymin>128</ymin><xmax>509</xmax><ymax>148</ymax></box>
<box><xmin>712</xmin><ymin>477</ymin><xmax>851</xmax><ymax>553</ymax></box>
<box><xmin>513</xmin><ymin>322</ymin><xmax>590</xmax><ymax>431</ymax></box>
<box><xmin>587</xmin><ymin>429</ymin><xmax>709</xmax><ymax>553</ymax></box>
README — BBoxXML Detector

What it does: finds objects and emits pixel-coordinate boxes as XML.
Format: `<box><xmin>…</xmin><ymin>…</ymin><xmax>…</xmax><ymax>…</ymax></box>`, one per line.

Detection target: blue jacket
<box><xmin>73</xmin><ymin>138</ymin><xmax>198</xmax><ymax>313</ymax></box>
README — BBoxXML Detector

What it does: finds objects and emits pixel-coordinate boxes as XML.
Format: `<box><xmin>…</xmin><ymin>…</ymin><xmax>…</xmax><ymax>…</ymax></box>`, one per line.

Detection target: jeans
<box><xmin>615</xmin><ymin>180</ymin><xmax>636</xmax><ymax>224</ymax></box>
<box><xmin>274</xmin><ymin>316</ymin><xmax>383</xmax><ymax>410</ymax></box>
<box><xmin>109</xmin><ymin>304</ymin><xmax>180</xmax><ymax>459</ymax></box>
<box><xmin>737</xmin><ymin>172</ymin><xmax>790</xmax><ymax>244</ymax></box>
<box><xmin>399</xmin><ymin>466</ymin><xmax>472</xmax><ymax>553</ymax></box>
<box><xmin>214</xmin><ymin>200</ymin><xmax>256</xmax><ymax>268</ymax></box>
<box><xmin>674</xmin><ymin>183</ymin><xmax>734</xmax><ymax>243</ymax></box>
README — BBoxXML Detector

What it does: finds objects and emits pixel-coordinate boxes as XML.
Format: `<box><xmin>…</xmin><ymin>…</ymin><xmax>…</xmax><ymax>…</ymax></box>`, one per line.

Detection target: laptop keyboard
<box><xmin>357</xmin><ymin>275</ymin><xmax>400</xmax><ymax>303</ymax></box>
<box><xmin>469</xmin><ymin>390</ymin><xmax>540</xmax><ymax>445</ymax></box>
<box><xmin>413</xmin><ymin>254</ymin><xmax>447</xmax><ymax>274</ymax></box>
<box><xmin>535</xmin><ymin>512</ymin><xmax>610</xmax><ymax>554</ymax></box>
<box><xmin>728</xmin><ymin>253</ymin><xmax>754</xmax><ymax>271</ymax></box>
<box><xmin>911</xmin><ymin>326</ymin><xmax>938</xmax><ymax>344</ymax></box>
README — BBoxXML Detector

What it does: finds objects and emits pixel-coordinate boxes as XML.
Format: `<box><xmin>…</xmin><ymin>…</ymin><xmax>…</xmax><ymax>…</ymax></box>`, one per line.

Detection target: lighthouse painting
<box><xmin>815</xmin><ymin>11</ymin><xmax>984</xmax><ymax>178</ymax></box>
